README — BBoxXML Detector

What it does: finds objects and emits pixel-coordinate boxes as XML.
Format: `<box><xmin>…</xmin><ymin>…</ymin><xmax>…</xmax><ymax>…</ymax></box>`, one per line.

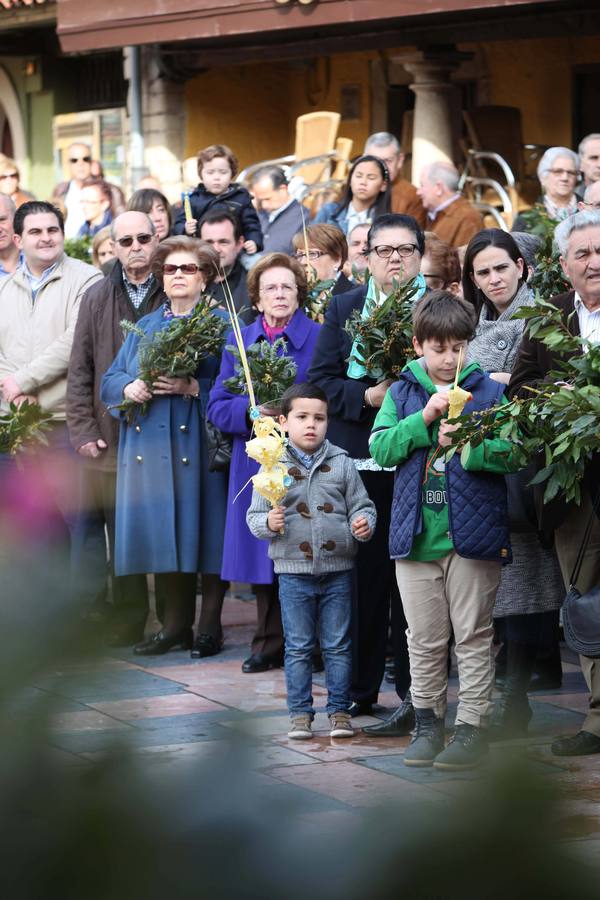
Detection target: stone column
<box><xmin>124</xmin><ymin>47</ymin><xmax>186</xmax><ymax>203</ymax></box>
<box><xmin>393</xmin><ymin>49</ymin><xmax>472</xmax><ymax>185</ymax></box>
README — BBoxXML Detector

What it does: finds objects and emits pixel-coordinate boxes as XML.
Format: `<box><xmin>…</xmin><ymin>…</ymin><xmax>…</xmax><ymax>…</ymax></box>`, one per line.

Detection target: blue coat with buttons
<box><xmin>100</xmin><ymin>305</ymin><xmax>228</xmax><ymax>576</ymax></box>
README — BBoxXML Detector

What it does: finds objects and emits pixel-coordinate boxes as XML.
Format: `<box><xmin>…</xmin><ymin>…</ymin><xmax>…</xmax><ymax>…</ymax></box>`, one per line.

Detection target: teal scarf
<box><xmin>347</xmin><ymin>272</ymin><xmax>427</xmax><ymax>380</ymax></box>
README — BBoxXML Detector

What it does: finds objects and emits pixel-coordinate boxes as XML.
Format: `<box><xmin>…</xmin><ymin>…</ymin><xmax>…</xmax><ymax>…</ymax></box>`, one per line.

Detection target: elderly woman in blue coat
<box><xmin>101</xmin><ymin>236</ymin><xmax>229</xmax><ymax>657</ymax></box>
<box><xmin>207</xmin><ymin>253</ymin><xmax>320</xmax><ymax>674</ymax></box>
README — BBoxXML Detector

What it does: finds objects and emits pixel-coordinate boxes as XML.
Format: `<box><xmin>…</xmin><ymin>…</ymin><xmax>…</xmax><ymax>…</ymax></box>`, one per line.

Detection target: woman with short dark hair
<box><xmin>207</xmin><ymin>252</ymin><xmax>320</xmax><ymax>673</ymax></box>
<box><xmin>101</xmin><ymin>236</ymin><xmax>229</xmax><ymax>657</ymax></box>
<box><xmin>127</xmin><ymin>189</ymin><xmax>172</xmax><ymax>241</ymax></box>
<box><xmin>462</xmin><ymin>227</ymin><xmax>564</xmax><ymax>739</ymax></box>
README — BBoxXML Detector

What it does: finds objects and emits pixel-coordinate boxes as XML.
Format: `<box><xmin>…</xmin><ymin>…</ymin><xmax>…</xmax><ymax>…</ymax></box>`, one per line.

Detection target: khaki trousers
<box><xmin>554</xmin><ymin>494</ymin><xmax>600</xmax><ymax>738</ymax></box>
<box><xmin>395</xmin><ymin>553</ymin><xmax>501</xmax><ymax>727</ymax></box>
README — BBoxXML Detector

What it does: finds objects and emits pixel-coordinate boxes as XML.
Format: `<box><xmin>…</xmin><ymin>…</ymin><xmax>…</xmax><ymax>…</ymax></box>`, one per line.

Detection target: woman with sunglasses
<box><xmin>0</xmin><ymin>157</ymin><xmax>35</xmax><ymax>209</ymax></box>
<box><xmin>313</xmin><ymin>155</ymin><xmax>390</xmax><ymax>236</ymax></box>
<box><xmin>101</xmin><ymin>236</ymin><xmax>229</xmax><ymax>657</ymax></box>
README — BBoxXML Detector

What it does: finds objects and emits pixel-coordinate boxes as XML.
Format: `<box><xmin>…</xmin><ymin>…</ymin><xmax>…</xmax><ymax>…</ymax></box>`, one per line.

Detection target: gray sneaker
<box><xmin>403</xmin><ymin>707</ymin><xmax>445</xmax><ymax>767</ymax></box>
<box><xmin>287</xmin><ymin>715</ymin><xmax>313</xmax><ymax>740</ymax></box>
<box><xmin>329</xmin><ymin>712</ymin><xmax>355</xmax><ymax>738</ymax></box>
<box><xmin>433</xmin><ymin>723</ymin><xmax>488</xmax><ymax>770</ymax></box>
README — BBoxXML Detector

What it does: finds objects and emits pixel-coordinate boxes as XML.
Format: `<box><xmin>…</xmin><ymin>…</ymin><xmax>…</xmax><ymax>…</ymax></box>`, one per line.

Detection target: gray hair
<box><xmin>583</xmin><ymin>182</ymin><xmax>600</xmax><ymax>204</ymax></box>
<box><xmin>422</xmin><ymin>161</ymin><xmax>460</xmax><ymax>192</ymax></box>
<box><xmin>0</xmin><ymin>193</ymin><xmax>16</xmax><ymax>217</ymax></box>
<box><xmin>249</xmin><ymin>165</ymin><xmax>288</xmax><ymax>189</ymax></box>
<box><xmin>578</xmin><ymin>133</ymin><xmax>600</xmax><ymax>157</ymax></box>
<box><xmin>110</xmin><ymin>211</ymin><xmax>155</xmax><ymax>241</ymax></box>
<box><xmin>511</xmin><ymin>231</ymin><xmax>543</xmax><ymax>272</ymax></box>
<box><xmin>537</xmin><ymin>146</ymin><xmax>579</xmax><ymax>181</ymax></box>
<box><xmin>364</xmin><ymin>132</ymin><xmax>401</xmax><ymax>155</ymax></box>
<box><xmin>554</xmin><ymin>210</ymin><xmax>600</xmax><ymax>256</ymax></box>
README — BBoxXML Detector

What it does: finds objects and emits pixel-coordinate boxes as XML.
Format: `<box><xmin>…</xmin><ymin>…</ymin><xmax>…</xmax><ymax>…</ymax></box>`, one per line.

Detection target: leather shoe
<box><xmin>363</xmin><ymin>692</ymin><xmax>415</xmax><ymax>737</ymax></box>
<box><xmin>551</xmin><ymin>730</ymin><xmax>600</xmax><ymax>757</ymax></box>
<box><xmin>241</xmin><ymin>653</ymin><xmax>284</xmax><ymax>674</ymax></box>
<box><xmin>133</xmin><ymin>628</ymin><xmax>193</xmax><ymax>656</ymax></box>
<box><xmin>348</xmin><ymin>701</ymin><xmax>374</xmax><ymax>718</ymax></box>
<box><xmin>191</xmin><ymin>633</ymin><xmax>223</xmax><ymax>659</ymax></box>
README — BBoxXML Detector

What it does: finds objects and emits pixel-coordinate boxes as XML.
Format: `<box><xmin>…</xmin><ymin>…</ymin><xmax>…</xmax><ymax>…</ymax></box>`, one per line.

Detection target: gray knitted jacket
<box><xmin>246</xmin><ymin>440</ymin><xmax>377</xmax><ymax>575</ymax></box>
<box><xmin>466</xmin><ymin>282</ymin><xmax>534</xmax><ymax>373</ymax></box>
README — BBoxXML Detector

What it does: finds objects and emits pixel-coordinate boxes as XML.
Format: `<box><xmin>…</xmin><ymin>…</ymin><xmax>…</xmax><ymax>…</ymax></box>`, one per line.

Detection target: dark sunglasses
<box><xmin>69</xmin><ymin>156</ymin><xmax>92</xmax><ymax>164</ymax></box>
<box><xmin>115</xmin><ymin>233</ymin><xmax>154</xmax><ymax>248</ymax></box>
<box><xmin>162</xmin><ymin>263</ymin><xmax>202</xmax><ymax>275</ymax></box>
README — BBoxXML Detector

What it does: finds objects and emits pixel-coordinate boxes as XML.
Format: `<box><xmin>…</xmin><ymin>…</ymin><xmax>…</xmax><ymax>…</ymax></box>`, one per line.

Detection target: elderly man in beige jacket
<box><xmin>0</xmin><ymin>200</ymin><xmax>101</xmax><ymax>598</ymax></box>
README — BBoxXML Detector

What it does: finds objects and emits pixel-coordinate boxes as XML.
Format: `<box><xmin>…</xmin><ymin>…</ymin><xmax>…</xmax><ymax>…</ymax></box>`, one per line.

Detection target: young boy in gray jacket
<box><xmin>247</xmin><ymin>383</ymin><xmax>376</xmax><ymax>740</ymax></box>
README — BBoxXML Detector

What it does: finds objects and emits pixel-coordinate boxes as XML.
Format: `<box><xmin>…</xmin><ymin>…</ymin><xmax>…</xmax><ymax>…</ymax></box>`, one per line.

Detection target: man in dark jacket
<box><xmin>251</xmin><ymin>166</ymin><xmax>305</xmax><ymax>256</ymax></box>
<box><xmin>509</xmin><ymin>211</ymin><xmax>600</xmax><ymax>757</ymax></box>
<box><xmin>200</xmin><ymin>210</ymin><xmax>255</xmax><ymax>324</ymax></box>
<box><xmin>67</xmin><ymin>211</ymin><xmax>164</xmax><ymax>645</ymax></box>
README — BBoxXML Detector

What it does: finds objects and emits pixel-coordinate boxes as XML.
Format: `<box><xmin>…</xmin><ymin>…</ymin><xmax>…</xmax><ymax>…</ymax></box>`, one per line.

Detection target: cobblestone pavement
<box><xmin>40</xmin><ymin>592</ymin><xmax>600</xmax><ymax>854</ymax></box>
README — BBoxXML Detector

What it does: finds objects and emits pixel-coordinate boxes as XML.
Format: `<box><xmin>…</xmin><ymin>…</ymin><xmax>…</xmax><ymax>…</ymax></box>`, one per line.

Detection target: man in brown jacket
<box><xmin>417</xmin><ymin>161</ymin><xmax>483</xmax><ymax>248</ymax></box>
<box><xmin>509</xmin><ymin>211</ymin><xmax>600</xmax><ymax>757</ymax></box>
<box><xmin>67</xmin><ymin>211</ymin><xmax>163</xmax><ymax>645</ymax></box>
<box><xmin>364</xmin><ymin>133</ymin><xmax>426</xmax><ymax>228</ymax></box>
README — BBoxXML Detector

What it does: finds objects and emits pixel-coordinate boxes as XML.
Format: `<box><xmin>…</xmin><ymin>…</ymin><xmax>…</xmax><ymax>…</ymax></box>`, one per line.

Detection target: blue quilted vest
<box><xmin>388</xmin><ymin>369</ymin><xmax>512</xmax><ymax>563</ymax></box>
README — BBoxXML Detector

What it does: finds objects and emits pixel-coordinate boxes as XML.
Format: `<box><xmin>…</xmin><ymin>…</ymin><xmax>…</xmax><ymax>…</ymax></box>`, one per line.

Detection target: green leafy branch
<box><xmin>448</xmin><ymin>301</ymin><xmax>600</xmax><ymax>505</ymax></box>
<box><xmin>115</xmin><ymin>298</ymin><xmax>228</xmax><ymax>422</ymax></box>
<box><xmin>0</xmin><ymin>401</ymin><xmax>53</xmax><ymax>456</ymax></box>
<box><xmin>344</xmin><ymin>277</ymin><xmax>421</xmax><ymax>381</ymax></box>
<box><xmin>223</xmin><ymin>338</ymin><xmax>297</xmax><ymax>408</ymax></box>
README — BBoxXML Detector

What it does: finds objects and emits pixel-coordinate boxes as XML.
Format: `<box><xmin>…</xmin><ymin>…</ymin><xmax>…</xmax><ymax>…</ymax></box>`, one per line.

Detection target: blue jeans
<box><xmin>279</xmin><ymin>570</ymin><xmax>352</xmax><ymax>717</ymax></box>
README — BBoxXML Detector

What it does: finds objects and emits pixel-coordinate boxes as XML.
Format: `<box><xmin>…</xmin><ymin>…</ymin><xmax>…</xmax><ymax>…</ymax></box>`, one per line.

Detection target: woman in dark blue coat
<box><xmin>207</xmin><ymin>253</ymin><xmax>320</xmax><ymax>673</ymax></box>
<box><xmin>101</xmin><ymin>237</ymin><xmax>229</xmax><ymax>657</ymax></box>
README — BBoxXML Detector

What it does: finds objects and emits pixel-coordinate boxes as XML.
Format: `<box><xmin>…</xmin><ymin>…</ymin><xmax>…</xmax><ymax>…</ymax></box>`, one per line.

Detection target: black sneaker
<box><xmin>403</xmin><ymin>708</ymin><xmax>445</xmax><ymax>767</ymax></box>
<box><xmin>433</xmin><ymin>723</ymin><xmax>488</xmax><ymax>771</ymax></box>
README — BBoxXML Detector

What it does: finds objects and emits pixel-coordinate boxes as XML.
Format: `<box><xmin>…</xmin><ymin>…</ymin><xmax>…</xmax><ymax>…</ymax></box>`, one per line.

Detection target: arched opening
<box><xmin>0</xmin><ymin>67</ymin><xmax>26</xmax><ymax>165</ymax></box>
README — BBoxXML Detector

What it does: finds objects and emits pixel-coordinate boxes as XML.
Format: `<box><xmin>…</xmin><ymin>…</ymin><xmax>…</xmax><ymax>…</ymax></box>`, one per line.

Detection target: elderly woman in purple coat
<box><xmin>207</xmin><ymin>253</ymin><xmax>320</xmax><ymax>673</ymax></box>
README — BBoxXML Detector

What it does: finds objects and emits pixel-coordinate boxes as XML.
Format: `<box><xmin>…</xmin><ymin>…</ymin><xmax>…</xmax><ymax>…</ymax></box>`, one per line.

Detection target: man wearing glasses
<box><xmin>52</xmin><ymin>142</ymin><xmax>93</xmax><ymax>239</ymax></box>
<box><xmin>67</xmin><ymin>211</ymin><xmax>163</xmax><ymax>644</ymax></box>
<box><xmin>308</xmin><ymin>213</ymin><xmax>426</xmax><ymax>732</ymax></box>
<box><xmin>578</xmin><ymin>181</ymin><xmax>600</xmax><ymax>213</ymax></box>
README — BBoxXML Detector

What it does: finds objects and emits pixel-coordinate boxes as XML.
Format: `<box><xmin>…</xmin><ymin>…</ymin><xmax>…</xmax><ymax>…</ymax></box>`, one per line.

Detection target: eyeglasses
<box><xmin>295</xmin><ymin>249</ymin><xmax>326</xmax><ymax>260</ymax></box>
<box><xmin>162</xmin><ymin>263</ymin><xmax>202</xmax><ymax>275</ymax></box>
<box><xmin>69</xmin><ymin>156</ymin><xmax>92</xmax><ymax>164</ymax></box>
<box><xmin>0</xmin><ymin>173</ymin><xmax>18</xmax><ymax>180</ymax></box>
<box><xmin>371</xmin><ymin>243</ymin><xmax>418</xmax><ymax>259</ymax></box>
<box><xmin>547</xmin><ymin>168</ymin><xmax>578</xmax><ymax>178</ymax></box>
<box><xmin>259</xmin><ymin>283</ymin><xmax>297</xmax><ymax>295</ymax></box>
<box><xmin>582</xmin><ymin>201</ymin><xmax>600</xmax><ymax>210</ymax></box>
<box><xmin>114</xmin><ymin>233</ymin><xmax>154</xmax><ymax>248</ymax></box>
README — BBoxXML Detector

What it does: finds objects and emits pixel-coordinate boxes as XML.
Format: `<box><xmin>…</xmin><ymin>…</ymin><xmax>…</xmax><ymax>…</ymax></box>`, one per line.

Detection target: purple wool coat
<box><xmin>206</xmin><ymin>308</ymin><xmax>320</xmax><ymax>584</ymax></box>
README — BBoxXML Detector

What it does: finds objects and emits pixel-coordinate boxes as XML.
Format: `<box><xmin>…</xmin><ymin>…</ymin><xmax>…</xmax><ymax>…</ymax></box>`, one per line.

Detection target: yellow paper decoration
<box><xmin>252</xmin><ymin>463</ymin><xmax>289</xmax><ymax>507</ymax></box>
<box><xmin>447</xmin><ymin>384</ymin><xmax>472</xmax><ymax>419</ymax></box>
<box><xmin>183</xmin><ymin>192</ymin><xmax>193</xmax><ymax>222</ymax></box>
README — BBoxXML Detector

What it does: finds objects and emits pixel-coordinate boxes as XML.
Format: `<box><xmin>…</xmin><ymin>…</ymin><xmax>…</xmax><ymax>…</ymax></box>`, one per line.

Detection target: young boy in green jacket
<box><xmin>370</xmin><ymin>291</ymin><xmax>518</xmax><ymax>770</ymax></box>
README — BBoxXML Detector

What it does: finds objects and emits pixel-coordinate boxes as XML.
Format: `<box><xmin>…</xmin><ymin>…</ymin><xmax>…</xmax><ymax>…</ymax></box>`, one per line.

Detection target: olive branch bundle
<box><xmin>344</xmin><ymin>277</ymin><xmax>421</xmax><ymax>381</ymax></box>
<box><xmin>0</xmin><ymin>400</ymin><xmax>53</xmax><ymax>455</ymax></box>
<box><xmin>447</xmin><ymin>299</ymin><xmax>600</xmax><ymax>505</ymax></box>
<box><xmin>223</xmin><ymin>337</ymin><xmax>297</xmax><ymax>408</ymax></box>
<box><xmin>116</xmin><ymin>297</ymin><xmax>228</xmax><ymax>422</ymax></box>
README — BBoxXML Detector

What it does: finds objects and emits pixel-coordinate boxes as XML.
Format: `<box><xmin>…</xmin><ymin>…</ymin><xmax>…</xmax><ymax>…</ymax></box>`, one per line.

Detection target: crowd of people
<box><xmin>0</xmin><ymin>129</ymin><xmax>599</xmax><ymax>766</ymax></box>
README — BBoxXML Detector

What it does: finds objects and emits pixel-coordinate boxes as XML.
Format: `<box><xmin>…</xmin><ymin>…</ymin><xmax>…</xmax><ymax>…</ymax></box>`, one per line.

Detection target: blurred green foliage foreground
<box><xmin>1</xmin><ymin>542</ymin><xmax>599</xmax><ymax>900</ymax></box>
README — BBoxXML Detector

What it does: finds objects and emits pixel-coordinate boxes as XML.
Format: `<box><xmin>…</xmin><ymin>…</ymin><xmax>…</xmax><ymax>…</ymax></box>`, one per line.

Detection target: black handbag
<box><xmin>204</xmin><ymin>418</ymin><xmax>233</xmax><ymax>473</ymax></box>
<box><xmin>562</xmin><ymin>492</ymin><xmax>600</xmax><ymax>659</ymax></box>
